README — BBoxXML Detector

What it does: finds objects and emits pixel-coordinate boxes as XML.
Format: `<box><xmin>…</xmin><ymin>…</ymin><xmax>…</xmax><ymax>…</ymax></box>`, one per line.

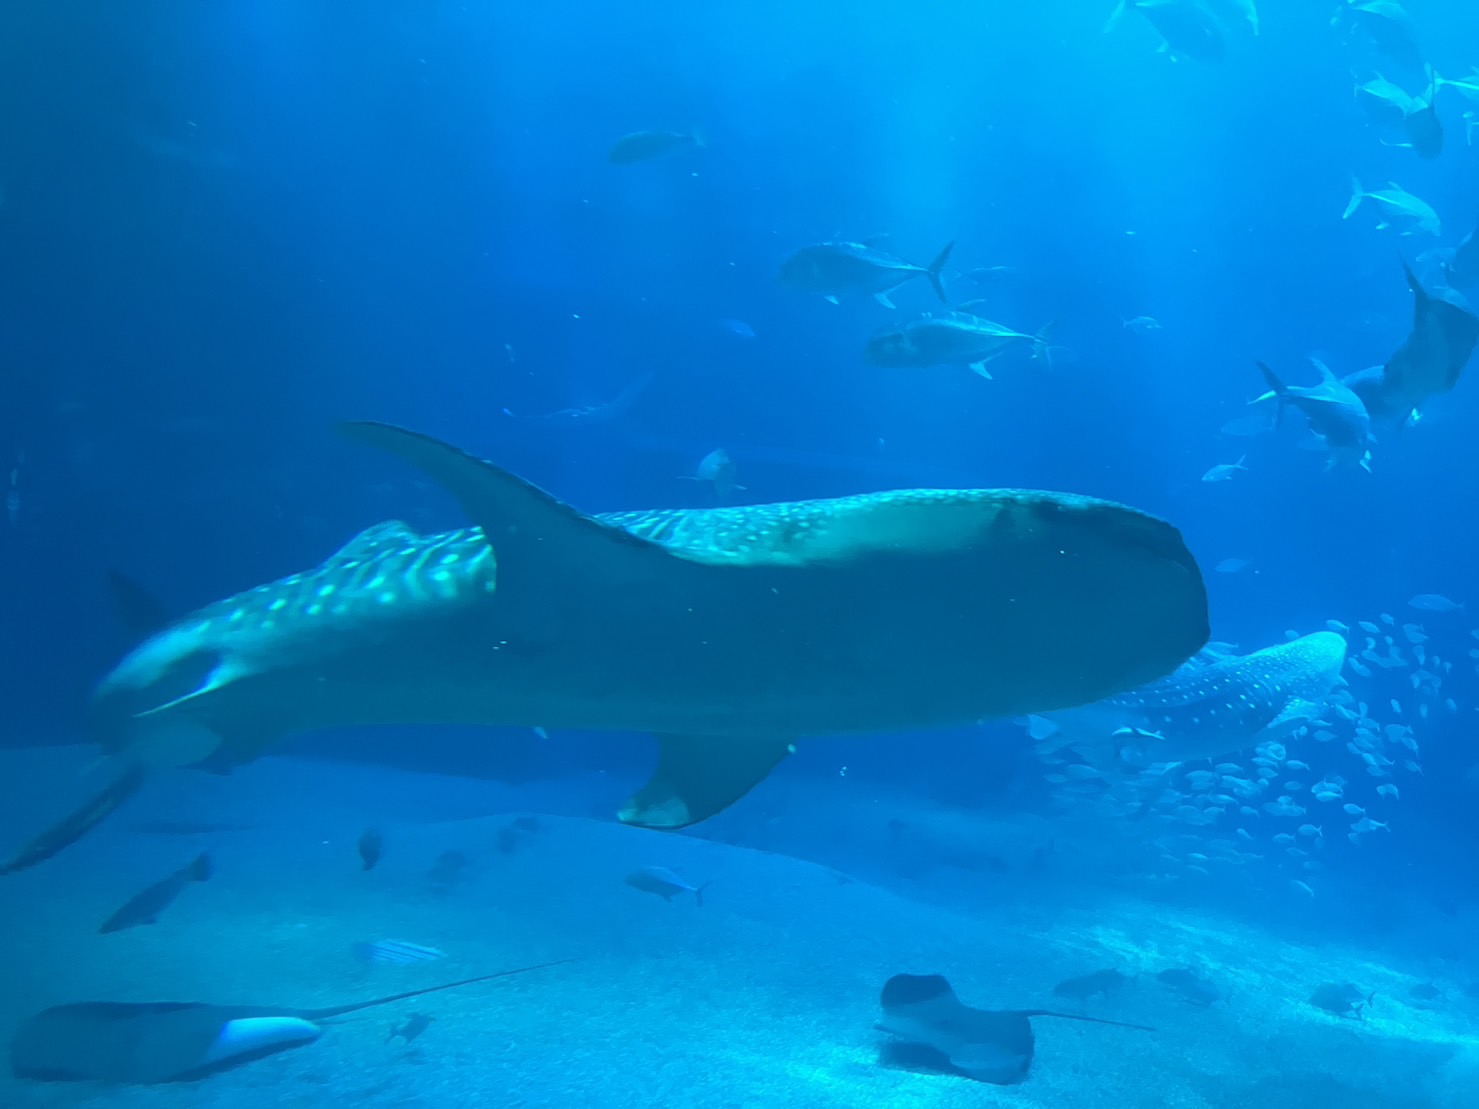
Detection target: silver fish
<box><xmin>779</xmin><ymin>240</ymin><xmax>953</xmax><ymax>307</ymax></box>
<box><xmin>625</xmin><ymin>866</ymin><xmax>710</xmax><ymax>905</ymax></box>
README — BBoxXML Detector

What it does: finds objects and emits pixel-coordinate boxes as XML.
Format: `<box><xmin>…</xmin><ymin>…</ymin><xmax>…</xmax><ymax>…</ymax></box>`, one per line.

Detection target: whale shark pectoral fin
<box><xmin>340</xmin><ymin>422</ymin><xmax>692</xmax><ymax>590</ymax></box>
<box><xmin>618</xmin><ymin>735</ymin><xmax>794</xmax><ymax>829</ymax></box>
<box><xmin>1256</xmin><ymin>699</ymin><xmax>1319</xmax><ymax>744</ymax></box>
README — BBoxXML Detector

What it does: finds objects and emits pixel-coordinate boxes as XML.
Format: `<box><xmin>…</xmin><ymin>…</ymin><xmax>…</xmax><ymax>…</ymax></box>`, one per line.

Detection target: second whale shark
<box><xmin>1028</xmin><ymin>631</ymin><xmax>1348</xmax><ymax>771</ymax></box>
<box><xmin>8</xmin><ymin>423</ymin><xmax>1209</xmax><ymax>867</ymax></box>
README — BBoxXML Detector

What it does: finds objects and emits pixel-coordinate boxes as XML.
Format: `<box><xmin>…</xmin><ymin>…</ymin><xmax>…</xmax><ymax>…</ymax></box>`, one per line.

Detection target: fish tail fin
<box><xmin>1342</xmin><ymin>176</ymin><xmax>1364</xmax><ymax>220</ymax></box>
<box><xmin>1103</xmin><ymin>0</ymin><xmax>1128</xmax><ymax>33</ymax></box>
<box><xmin>191</xmin><ymin>852</ymin><xmax>213</xmax><ymax>881</ymax></box>
<box><xmin>1031</xmin><ymin>322</ymin><xmax>1056</xmax><ymax>368</ymax></box>
<box><xmin>1024</xmin><ymin>714</ymin><xmax>1061</xmax><ymax>742</ymax></box>
<box><xmin>926</xmin><ymin>241</ymin><xmax>954</xmax><ymax>302</ymax></box>
<box><xmin>1255</xmin><ymin>361</ymin><xmax>1290</xmax><ymax>424</ymax></box>
<box><xmin>690</xmin><ymin>127</ymin><xmax>707</xmax><ymax>149</ymax></box>
<box><xmin>695</xmin><ymin>881</ymin><xmax>712</xmax><ymax>908</ymax></box>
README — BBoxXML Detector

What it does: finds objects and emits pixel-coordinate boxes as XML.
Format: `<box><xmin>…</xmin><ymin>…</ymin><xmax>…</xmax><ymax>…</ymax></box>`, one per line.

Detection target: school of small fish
<box><xmin>1037</xmin><ymin>591</ymin><xmax>1471</xmax><ymax>898</ymax></box>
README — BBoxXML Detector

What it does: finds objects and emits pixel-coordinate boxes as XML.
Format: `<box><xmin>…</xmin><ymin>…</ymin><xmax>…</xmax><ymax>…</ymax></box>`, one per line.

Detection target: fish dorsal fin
<box><xmin>323</xmin><ymin>521</ymin><xmax>421</xmax><ymax>567</ymax></box>
<box><xmin>340</xmin><ymin>423</ymin><xmax>692</xmax><ymax>594</ymax></box>
<box><xmin>107</xmin><ymin>572</ymin><xmax>172</xmax><ymax>642</ymax></box>
<box><xmin>1307</xmin><ymin>357</ymin><xmax>1340</xmax><ymax>386</ymax></box>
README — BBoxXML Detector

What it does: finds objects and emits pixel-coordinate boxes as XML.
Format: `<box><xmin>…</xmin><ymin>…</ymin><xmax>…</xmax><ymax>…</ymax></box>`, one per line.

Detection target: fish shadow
<box><xmin>876</xmin><ymin>1040</ymin><xmax>989</xmax><ymax>1083</ymax></box>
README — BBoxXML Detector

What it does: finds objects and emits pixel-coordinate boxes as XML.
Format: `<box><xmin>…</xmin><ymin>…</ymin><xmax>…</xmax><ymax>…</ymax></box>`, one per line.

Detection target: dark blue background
<box><xmin>1</xmin><ymin>2</ymin><xmax>1476</xmax><ymax>842</ymax></box>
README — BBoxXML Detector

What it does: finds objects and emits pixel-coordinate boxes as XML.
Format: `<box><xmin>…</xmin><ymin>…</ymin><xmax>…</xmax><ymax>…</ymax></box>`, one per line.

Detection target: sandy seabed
<box><xmin>0</xmin><ymin>747</ymin><xmax>1475</xmax><ymax>1109</ymax></box>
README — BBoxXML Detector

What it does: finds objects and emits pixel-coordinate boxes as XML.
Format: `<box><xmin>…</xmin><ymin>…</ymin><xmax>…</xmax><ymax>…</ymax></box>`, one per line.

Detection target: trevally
<box><xmin>1254</xmin><ymin>359</ymin><xmax>1374</xmax><ymax>471</ymax></box>
<box><xmin>779</xmin><ymin>240</ymin><xmax>953</xmax><ymax>308</ymax></box>
<box><xmin>1105</xmin><ymin>0</ymin><xmax>1226</xmax><ymax>62</ymax></box>
<box><xmin>1342</xmin><ymin>177</ymin><xmax>1440</xmax><ymax>236</ymax></box>
<box><xmin>863</xmin><ymin>310</ymin><xmax>1052</xmax><ymax>377</ymax></box>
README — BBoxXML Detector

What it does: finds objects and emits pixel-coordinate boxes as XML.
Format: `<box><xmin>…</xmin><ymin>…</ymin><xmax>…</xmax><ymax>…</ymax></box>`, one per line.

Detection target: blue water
<box><xmin>3</xmin><ymin>1</ymin><xmax>1479</xmax><ymax>1101</ymax></box>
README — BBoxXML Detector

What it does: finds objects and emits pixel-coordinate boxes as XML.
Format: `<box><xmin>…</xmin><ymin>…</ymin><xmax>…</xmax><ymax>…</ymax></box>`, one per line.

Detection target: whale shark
<box><xmin>1029</xmin><ymin>631</ymin><xmax>1348</xmax><ymax>770</ymax></box>
<box><xmin>11</xmin><ymin>423</ymin><xmax>1207</xmax><ymax>865</ymax></box>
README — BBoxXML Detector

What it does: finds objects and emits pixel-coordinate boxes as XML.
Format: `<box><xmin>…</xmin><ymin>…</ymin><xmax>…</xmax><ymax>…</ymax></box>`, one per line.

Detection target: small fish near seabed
<box><xmin>387</xmin><ymin>1012</ymin><xmax>434</xmax><ymax>1045</ymax></box>
<box><xmin>607</xmin><ymin>129</ymin><xmax>704</xmax><ymax>164</ymax></box>
<box><xmin>426</xmin><ymin>849</ymin><xmax>472</xmax><ymax>892</ymax></box>
<box><xmin>1155</xmin><ymin>968</ymin><xmax>1223</xmax><ymax>1006</ymax></box>
<box><xmin>876</xmin><ymin>973</ymin><xmax>1154</xmax><ymax>1086</ymax></box>
<box><xmin>1308</xmin><ymin>981</ymin><xmax>1374</xmax><ymax>1019</ymax></box>
<box><xmin>625</xmin><ymin>865</ymin><xmax>710</xmax><ymax>906</ymax></box>
<box><xmin>1104</xmin><ymin>0</ymin><xmax>1226</xmax><ymax>62</ymax></box>
<box><xmin>496</xmin><ymin>815</ymin><xmax>543</xmax><ymax>855</ymax></box>
<box><xmin>8</xmin><ymin>960</ymin><xmax>574</xmax><ymax>1084</ymax></box>
<box><xmin>864</xmin><ymin>310</ymin><xmax>1052</xmax><ymax>378</ymax></box>
<box><xmin>99</xmin><ymin>853</ymin><xmax>211</xmax><ymax>934</ymax></box>
<box><xmin>778</xmin><ymin>239</ymin><xmax>954</xmax><ymax>307</ymax></box>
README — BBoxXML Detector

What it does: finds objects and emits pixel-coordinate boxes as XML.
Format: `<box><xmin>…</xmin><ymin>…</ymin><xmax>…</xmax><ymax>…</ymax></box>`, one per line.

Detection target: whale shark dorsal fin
<box><xmin>339</xmin><ymin>422</ymin><xmax>686</xmax><ymax>589</ymax></box>
<box><xmin>619</xmin><ymin>734</ymin><xmax>794</xmax><ymax>829</ymax></box>
<box><xmin>107</xmin><ymin>571</ymin><xmax>172</xmax><ymax>642</ymax></box>
<box><xmin>324</xmin><ymin>520</ymin><xmax>421</xmax><ymax>566</ymax></box>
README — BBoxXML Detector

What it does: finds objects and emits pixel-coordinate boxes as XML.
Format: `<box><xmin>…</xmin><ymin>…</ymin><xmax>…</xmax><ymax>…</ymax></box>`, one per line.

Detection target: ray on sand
<box><xmin>9</xmin><ymin>959</ymin><xmax>577</xmax><ymax>1084</ymax></box>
